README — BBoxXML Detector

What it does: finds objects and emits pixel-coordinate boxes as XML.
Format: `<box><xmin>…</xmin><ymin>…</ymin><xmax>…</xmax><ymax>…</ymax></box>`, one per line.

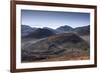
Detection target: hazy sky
<box><xmin>21</xmin><ymin>9</ymin><xmax>90</xmax><ymax>29</ymax></box>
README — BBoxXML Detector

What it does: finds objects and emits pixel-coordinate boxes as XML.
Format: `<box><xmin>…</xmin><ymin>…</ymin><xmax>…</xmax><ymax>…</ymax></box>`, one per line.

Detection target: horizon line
<box><xmin>21</xmin><ymin>24</ymin><xmax>90</xmax><ymax>29</ymax></box>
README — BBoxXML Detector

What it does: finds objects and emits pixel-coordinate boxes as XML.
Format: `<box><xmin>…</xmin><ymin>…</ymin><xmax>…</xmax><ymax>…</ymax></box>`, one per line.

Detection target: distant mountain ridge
<box><xmin>21</xmin><ymin>24</ymin><xmax>90</xmax><ymax>38</ymax></box>
<box><xmin>21</xmin><ymin>25</ymin><xmax>37</xmax><ymax>37</ymax></box>
<box><xmin>73</xmin><ymin>25</ymin><xmax>90</xmax><ymax>35</ymax></box>
<box><xmin>56</xmin><ymin>25</ymin><xmax>73</xmax><ymax>33</ymax></box>
<box><xmin>25</xmin><ymin>28</ymin><xmax>56</xmax><ymax>38</ymax></box>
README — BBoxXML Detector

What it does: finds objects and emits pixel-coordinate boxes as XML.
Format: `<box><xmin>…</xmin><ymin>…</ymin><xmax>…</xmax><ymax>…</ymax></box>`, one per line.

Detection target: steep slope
<box><xmin>21</xmin><ymin>33</ymin><xmax>89</xmax><ymax>62</ymax></box>
<box><xmin>21</xmin><ymin>25</ymin><xmax>37</xmax><ymax>37</ymax></box>
<box><xmin>73</xmin><ymin>25</ymin><xmax>90</xmax><ymax>35</ymax></box>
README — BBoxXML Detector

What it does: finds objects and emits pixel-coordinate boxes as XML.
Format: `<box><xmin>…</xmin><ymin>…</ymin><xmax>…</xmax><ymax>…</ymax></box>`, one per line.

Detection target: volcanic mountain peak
<box><xmin>56</xmin><ymin>25</ymin><xmax>73</xmax><ymax>33</ymax></box>
<box><xmin>21</xmin><ymin>25</ymin><xmax>35</xmax><ymax>37</ymax></box>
